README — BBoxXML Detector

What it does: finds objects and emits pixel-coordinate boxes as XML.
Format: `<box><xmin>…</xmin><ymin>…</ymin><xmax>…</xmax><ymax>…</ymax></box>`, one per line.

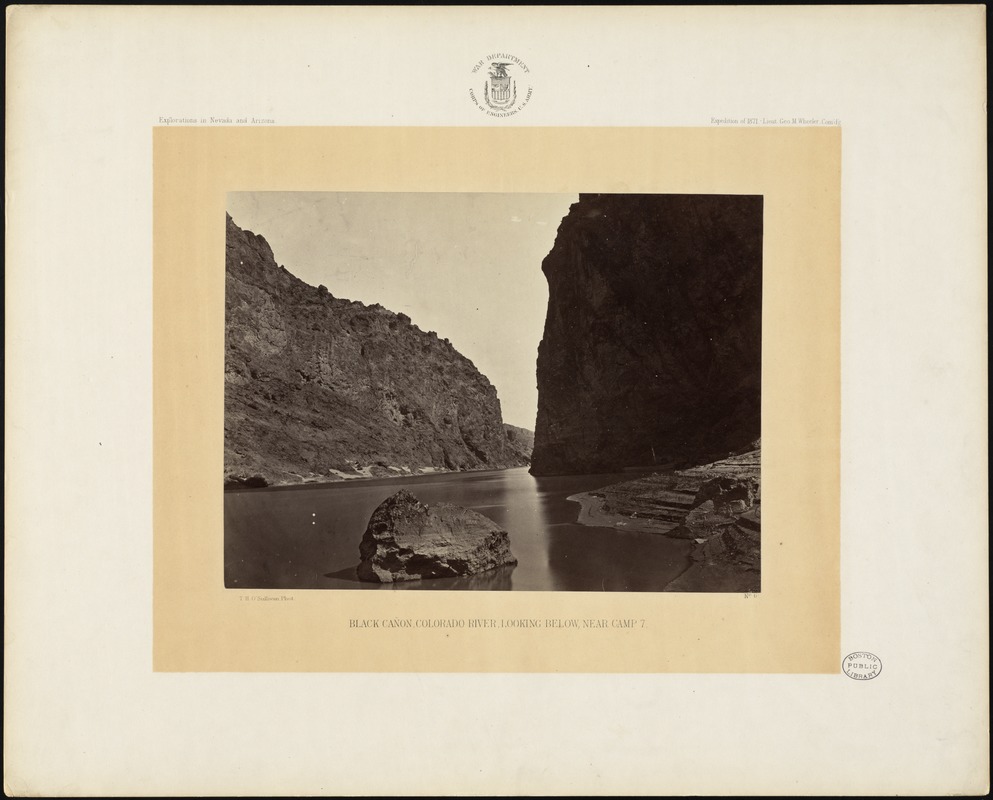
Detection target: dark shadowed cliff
<box><xmin>225</xmin><ymin>214</ymin><xmax>528</xmax><ymax>486</ymax></box>
<box><xmin>530</xmin><ymin>194</ymin><xmax>762</xmax><ymax>476</ymax></box>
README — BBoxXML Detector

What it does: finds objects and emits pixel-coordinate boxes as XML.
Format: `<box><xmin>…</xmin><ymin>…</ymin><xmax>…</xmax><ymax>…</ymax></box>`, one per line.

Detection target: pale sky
<box><xmin>227</xmin><ymin>192</ymin><xmax>577</xmax><ymax>430</ymax></box>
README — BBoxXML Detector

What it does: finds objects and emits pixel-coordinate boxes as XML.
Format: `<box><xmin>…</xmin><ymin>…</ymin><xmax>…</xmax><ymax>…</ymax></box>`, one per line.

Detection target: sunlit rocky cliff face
<box><xmin>225</xmin><ymin>214</ymin><xmax>528</xmax><ymax>486</ymax></box>
<box><xmin>502</xmin><ymin>423</ymin><xmax>535</xmax><ymax>464</ymax></box>
<box><xmin>530</xmin><ymin>194</ymin><xmax>763</xmax><ymax>476</ymax></box>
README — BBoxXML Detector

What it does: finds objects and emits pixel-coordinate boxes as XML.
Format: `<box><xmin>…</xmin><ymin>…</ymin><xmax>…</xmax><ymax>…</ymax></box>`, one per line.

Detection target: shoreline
<box><xmin>565</xmin><ymin>490</ymin><xmax>682</xmax><ymax>536</ymax></box>
<box><xmin>224</xmin><ymin>463</ymin><xmax>532</xmax><ymax>493</ymax></box>
<box><xmin>565</xmin><ymin>449</ymin><xmax>762</xmax><ymax>593</ymax></box>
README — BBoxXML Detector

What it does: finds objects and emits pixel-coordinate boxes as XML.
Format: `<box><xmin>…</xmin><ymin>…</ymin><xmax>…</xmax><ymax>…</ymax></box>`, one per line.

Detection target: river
<box><xmin>224</xmin><ymin>466</ymin><xmax>693</xmax><ymax>591</ymax></box>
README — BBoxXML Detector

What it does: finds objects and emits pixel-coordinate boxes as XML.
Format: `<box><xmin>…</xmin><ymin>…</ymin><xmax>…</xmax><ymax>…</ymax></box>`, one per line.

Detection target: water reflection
<box><xmin>322</xmin><ymin>557</ymin><xmax>516</xmax><ymax>591</ymax></box>
<box><xmin>224</xmin><ymin>467</ymin><xmax>692</xmax><ymax>591</ymax></box>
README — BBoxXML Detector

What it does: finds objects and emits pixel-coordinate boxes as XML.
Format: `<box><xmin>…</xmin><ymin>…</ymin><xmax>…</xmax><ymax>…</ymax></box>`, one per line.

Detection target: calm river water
<box><xmin>224</xmin><ymin>467</ymin><xmax>692</xmax><ymax>591</ymax></box>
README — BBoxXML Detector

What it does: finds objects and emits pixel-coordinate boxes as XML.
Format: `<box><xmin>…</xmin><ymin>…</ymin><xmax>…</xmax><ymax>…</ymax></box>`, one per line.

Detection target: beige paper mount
<box><xmin>154</xmin><ymin>126</ymin><xmax>840</xmax><ymax>673</ymax></box>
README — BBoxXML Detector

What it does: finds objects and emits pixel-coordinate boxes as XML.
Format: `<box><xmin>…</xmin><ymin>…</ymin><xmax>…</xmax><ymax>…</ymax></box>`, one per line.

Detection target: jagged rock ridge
<box><xmin>225</xmin><ymin>214</ymin><xmax>528</xmax><ymax>486</ymax></box>
<box><xmin>531</xmin><ymin>194</ymin><xmax>763</xmax><ymax>476</ymax></box>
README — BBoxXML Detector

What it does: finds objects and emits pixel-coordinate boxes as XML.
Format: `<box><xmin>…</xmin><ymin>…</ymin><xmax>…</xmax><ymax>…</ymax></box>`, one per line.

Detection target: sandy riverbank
<box><xmin>224</xmin><ymin>463</ymin><xmax>527</xmax><ymax>491</ymax></box>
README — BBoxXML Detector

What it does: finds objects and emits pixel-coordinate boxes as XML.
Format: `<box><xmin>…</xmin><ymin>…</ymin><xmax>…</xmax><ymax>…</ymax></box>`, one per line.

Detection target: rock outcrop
<box><xmin>357</xmin><ymin>490</ymin><xmax>517</xmax><ymax>582</ymax></box>
<box><xmin>503</xmin><ymin>424</ymin><xmax>535</xmax><ymax>464</ymax></box>
<box><xmin>531</xmin><ymin>194</ymin><xmax>763</xmax><ymax>475</ymax></box>
<box><xmin>225</xmin><ymin>214</ymin><xmax>528</xmax><ymax>486</ymax></box>
<box><xmin>566</xmin><ymin>449</ymin><xmax>761</xmax><ymax>592</ymax></box>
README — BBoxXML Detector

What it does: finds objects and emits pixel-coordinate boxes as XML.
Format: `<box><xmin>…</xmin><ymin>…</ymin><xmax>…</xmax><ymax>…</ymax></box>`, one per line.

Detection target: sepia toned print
<box><xmin>153</xmin><ymin>126</ymin><xmax>839</xmax><ymax>675</ymax></box>
<box><xmin>224</xmin><ymin>192</ymin><xmax>762</xmax><ymax>592</ymax></box>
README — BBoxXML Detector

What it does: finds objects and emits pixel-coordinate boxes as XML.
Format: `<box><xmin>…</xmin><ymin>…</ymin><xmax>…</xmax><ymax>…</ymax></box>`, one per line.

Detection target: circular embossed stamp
<box><xmin>843</xmin><ymin>651</ymin><xmax>882</xmax><ymax>680</ymax></box>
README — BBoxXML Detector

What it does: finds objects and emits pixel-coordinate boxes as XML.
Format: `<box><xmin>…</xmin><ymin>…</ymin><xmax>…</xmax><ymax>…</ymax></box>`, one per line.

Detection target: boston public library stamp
<box><xmin>843</xmin><ymin>652</ymin><xmax>882</xmax><ymax>680</ymax></box>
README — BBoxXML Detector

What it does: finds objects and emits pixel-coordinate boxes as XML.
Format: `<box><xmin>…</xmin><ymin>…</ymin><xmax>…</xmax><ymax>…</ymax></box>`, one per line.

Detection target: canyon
<box><xmin>226</xmin><ymin>193</ymin><xmax>762</xmax><ymax>592</ymax></box>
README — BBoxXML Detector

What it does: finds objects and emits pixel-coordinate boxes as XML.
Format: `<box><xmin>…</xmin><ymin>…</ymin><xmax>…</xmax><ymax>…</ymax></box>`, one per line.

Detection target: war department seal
<box><xmin>842</xmin><ymin>651</ymin><xmax>882</xmax><ymax>680</ymax></box>
<box><xmin>469</xmin><ymin>54</ymin><xmax>533</xmax><ymax>117</ymax></box>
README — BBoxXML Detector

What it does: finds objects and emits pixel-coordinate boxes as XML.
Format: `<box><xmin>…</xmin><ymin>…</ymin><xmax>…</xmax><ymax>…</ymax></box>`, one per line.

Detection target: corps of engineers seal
<box><xmin>843</xmin><ymin>651</ymin><xmax>882</xmax><ymax>680</ymax></box>
<box><xmin>469</xmin><ymin>54</ymin><xmax>533</xmax><ymax>117</ymax></box>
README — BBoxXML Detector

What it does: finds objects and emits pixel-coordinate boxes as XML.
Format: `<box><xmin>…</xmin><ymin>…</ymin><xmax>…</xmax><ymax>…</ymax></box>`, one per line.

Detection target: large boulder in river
<box><xmin>357</xmin><ymin>490</ymin><xmax>516</xmax><ymax>583</ymax></box>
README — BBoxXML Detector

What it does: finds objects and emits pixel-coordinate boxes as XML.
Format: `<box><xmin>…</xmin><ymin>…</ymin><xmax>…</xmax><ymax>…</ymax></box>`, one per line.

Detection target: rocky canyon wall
<box><xmin>502</xmin><ymin>423</ymin><xmax>535</xmax><ymax>464</ymax></box>
<box><xmin>530</xmin><ymin>194</ymin><xmax>762</xmax><ymax>476</ymax></box>
<box><xmin>225</xmin><ymin>214</ymin><xmax>528</xmax><ymax>486</ymax></box>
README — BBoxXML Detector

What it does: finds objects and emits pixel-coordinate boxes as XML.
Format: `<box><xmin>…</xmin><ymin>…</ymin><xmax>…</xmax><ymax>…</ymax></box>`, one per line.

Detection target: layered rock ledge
<box><xmin>567</xmin><ymin>449</ymin><xmax>761</xmax><ymax>592</ymax></box>
<box><xmin>357</xmin><ymin>490</ymin><xmax>517</xmax><ymax>583</ymax></box>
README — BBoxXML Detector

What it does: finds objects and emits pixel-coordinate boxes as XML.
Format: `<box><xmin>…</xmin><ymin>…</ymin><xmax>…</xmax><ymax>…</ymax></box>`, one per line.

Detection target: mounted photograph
<box><xmin>224</xmin><ymin>191</ymin><xmax>762</xmax><ymax>592</ymax></box>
